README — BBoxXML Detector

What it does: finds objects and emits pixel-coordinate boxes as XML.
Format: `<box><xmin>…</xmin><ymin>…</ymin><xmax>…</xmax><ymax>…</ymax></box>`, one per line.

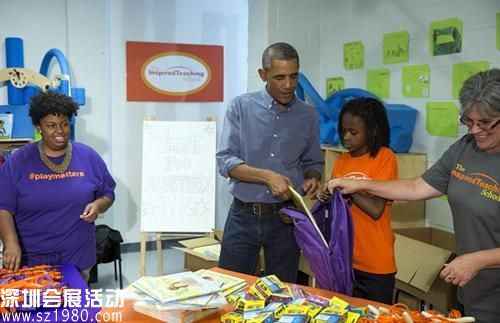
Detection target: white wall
<box><xmin>0</xmin><ymin>0</ymin><xmax>248</xmax><ymax>242</ymax></box>
<box><xmin>107</xmin><ymin>0</ymin><xmax>248</xmax><ymax>242</ymax></box>
<box><xmin>248</xmin><ymin>0</ymin><xmax>500</xmax><ymax>231</ymax></box>
<box><xmin>248</xmin><ymin>0</ymin><xmax>322</xmax><ymax>91</ymax></box>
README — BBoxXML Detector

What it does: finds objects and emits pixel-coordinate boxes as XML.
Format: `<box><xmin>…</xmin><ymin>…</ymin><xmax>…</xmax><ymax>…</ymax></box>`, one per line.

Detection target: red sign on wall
<box><xmin>126</xmin><ymin>41</ymin><xmax>224</xmax><ymax>102</ymax></box>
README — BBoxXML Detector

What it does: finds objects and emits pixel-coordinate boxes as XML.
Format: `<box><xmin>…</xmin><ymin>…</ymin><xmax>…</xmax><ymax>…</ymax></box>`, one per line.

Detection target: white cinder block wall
<box><xmin>249</xmin><ymin>0</ymin><xmax>500</xmax><ymax>232</ymax></box>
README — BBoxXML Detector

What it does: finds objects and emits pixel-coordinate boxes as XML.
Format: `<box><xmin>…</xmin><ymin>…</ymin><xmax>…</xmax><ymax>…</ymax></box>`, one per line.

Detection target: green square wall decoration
<box><xmin>344</xmin><ymin>41</ymin><xmax>364</xmax><ymax>70</ymax></box>
<box><xmin>383</xmin><ymin>31</ymin><xmax>409</xmax><ymax>64</ymax></box>
<box><xmin>497</xmin><ymin>12</ymin><xmax>500</xmax><ymax>50</ymax></box>
<box><xmin>429</xmin><ymin>18</ymin><xmax>463</xmax><ymax>56</ymax></box>
<box><xmin>366</xmin><ymin>68</ymin><xmax>390</xmax><ymax>98</ymax></box>
<box><xmin>402</xmin><ymin>65</ymin><xmax>430</xmax><ymax>98</ymax></box>
<box><xmin>326</xmin><ymin>77</ymin><xmax>344</xmax><ymax>97</ymax></box>
<box><xmin>452</xmin><ymin>61</ymin><xmax>489</xmax><ymax>99</ymax></box>
<box><xmin>426</xmin><ymin>102</ymin><xmax>458</xmax><ymax>137</ymax></box>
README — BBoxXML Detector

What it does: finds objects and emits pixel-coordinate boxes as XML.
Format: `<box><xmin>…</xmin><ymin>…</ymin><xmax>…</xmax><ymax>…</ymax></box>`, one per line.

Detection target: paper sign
<box><xmin>366</xmin><ymin>68</ymin><xmax>390</xmax><ymax>98</ymax></box>
<box><xmin>452</xmin><ymin>61</ymin><xmax>489</xmax><ymax>99</ymax></box>
<box><xmin>140</xmin><ymin>121</ymin><xmax>216</xmax><ymax>232</ymax></box>
<box><xmin>343</xmin><ymin>41</ymin><xmax>364</xmax><ymax>70</ymax></box>
<box><xmin>402</xmin><ymin>65</ymin><xmax>430</xmax><ymax>98</ymax></box>
<box><xmin>426</xmin><ymin>102</ymin><xmax>458</xmax><ymax>137</ymax></box>
<box><xmin>126</xmin><ymin>41</ymin><xmax>223</xmax><ymax>102</ymax></box>
<box><xmin>383</xmin><ymin>31</ymin><xmax>409</xmax><ymax>64</ymax></box>
<box><xmin>429</xmin><ymin>17</ymin><xmax>463</xmax><ymax>56</ymax></box>
<box><xmin>326</xmin><ymin>77</ymin><xmax>344</xmax><ymax>97</ymax></box>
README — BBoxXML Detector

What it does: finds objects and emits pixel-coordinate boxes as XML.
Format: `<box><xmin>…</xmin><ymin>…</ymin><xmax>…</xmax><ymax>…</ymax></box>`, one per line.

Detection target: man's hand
<box><xmin>278</xmin><ymin>209</ymin><xmax>293</xmax><ymax>224</ymax></box>
<box><xmin>302</xmin><ymin>177</ymin><xmax>321</xmax><ymax>199</ymax></box>
<box><xmin>266</xmin><ymin>171</ymin><xmax>293</xmax><ymax>201</ymax></box>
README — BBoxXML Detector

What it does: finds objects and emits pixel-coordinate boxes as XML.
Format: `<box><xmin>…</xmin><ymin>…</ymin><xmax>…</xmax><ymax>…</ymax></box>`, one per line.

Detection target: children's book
<box><xmin>130</xmin><ymin>271</ymin><xmax>222</xmax><ymax>303</ymax></box>
<box><xmin>288</xmin><ymin>186</ymin><xmax>329</xmax><ymax>248</ymax></box>
<box><xmin>0</xmin><ymin>113</ymin><xmax>13</xmax><ymax>139</ymax></box>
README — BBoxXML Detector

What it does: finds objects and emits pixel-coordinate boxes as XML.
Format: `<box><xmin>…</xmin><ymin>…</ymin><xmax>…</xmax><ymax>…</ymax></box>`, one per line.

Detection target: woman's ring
<box><xmin>447</xmin><ymin>275</ymin><xmax>454</xmax><ymax>280</ymax></box>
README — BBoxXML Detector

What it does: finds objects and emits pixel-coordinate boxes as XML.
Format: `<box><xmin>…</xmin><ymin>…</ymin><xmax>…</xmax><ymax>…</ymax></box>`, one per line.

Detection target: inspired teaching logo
<box><xmin>344</xmin><ymin>172</ymin><xmax>371</xmax><ymax>180</ymax></box>
<box><xmin>141</xmin><ymin>52</ymin><xmax>211</xmax><ymax>96</ymax></box>
<box><xmin>451</xmin><ymin>163</ymin><xmax>500</xmax><ymax>202</ymax></box>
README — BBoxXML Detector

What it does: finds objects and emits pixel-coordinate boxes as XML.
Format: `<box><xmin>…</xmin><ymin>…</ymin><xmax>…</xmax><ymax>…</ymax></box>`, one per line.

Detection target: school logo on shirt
<box><xmin>344</xmin><ymin>172</ymin><xmax>371</xmax><ymax>180</ymax></box>
<box><xmin>29</xmin><ymin>171</ymin><xmax>85</xmax><ymax>181</ymax></box>
<box><xmin>451</xmin><ymin>163</ymin><xmax>500</xmax><ymax>202</ymax></box>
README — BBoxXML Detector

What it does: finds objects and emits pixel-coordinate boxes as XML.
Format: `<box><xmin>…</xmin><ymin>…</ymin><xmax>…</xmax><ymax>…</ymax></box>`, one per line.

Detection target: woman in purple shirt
<box><xmin>0</xmin><ymin>91</ymin><xmax>116</xmax><ymax>282</ymax></box>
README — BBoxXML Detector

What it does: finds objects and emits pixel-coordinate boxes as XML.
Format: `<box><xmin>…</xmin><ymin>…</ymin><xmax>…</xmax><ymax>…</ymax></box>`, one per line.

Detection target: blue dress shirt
<box><xmin>216</xmin><ymin>88</ymin><xmax>324</xmax><ymax>203</ymax></box>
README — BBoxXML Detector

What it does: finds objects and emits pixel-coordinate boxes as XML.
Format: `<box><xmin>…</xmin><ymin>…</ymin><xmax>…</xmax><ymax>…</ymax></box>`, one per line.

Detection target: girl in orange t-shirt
<box><xmin>321</xmin><ymin>97</ymin><xmax>398</xmax><ymax>304</ymax></box>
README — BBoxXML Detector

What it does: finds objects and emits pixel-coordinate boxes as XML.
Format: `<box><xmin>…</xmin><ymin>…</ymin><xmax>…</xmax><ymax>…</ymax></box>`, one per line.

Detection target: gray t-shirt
<box><xmin>422</xmin><ymin>134</ymin><xmax>500</xmax><ymax>322</ymax></box>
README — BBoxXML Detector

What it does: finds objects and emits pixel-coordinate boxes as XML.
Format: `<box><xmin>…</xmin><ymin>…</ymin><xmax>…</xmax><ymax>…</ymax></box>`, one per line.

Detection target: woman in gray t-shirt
<box><xmin>327</xmin><ymin>68</ymin><xmax>500</xmax><ymax>322</ymax></box>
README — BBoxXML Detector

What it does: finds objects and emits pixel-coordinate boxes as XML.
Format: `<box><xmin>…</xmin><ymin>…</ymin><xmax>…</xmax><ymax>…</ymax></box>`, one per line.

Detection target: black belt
<box><xmin>233</xmin><ymin>198</ymin><xmax>293</xmax><ymax>215</ymax></box>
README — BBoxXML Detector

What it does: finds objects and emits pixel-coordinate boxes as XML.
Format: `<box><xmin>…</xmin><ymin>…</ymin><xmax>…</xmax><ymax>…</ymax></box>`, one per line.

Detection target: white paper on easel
<box><xmin>140</xmin><ymin>121</ymin><xmax>216</xmax><ymax>232</ymax></box>
<box><xmin>288</xmin><ymin>186</ymin><xmax>329</xmax><ymax>249</ymax></box>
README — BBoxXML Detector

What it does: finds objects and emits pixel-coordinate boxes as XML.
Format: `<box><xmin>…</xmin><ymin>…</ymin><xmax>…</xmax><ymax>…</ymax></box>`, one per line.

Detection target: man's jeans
<box><xmin>218</xmin><ymin>200</ymin><xmax>300</xmax><ymax>283</ymax></box>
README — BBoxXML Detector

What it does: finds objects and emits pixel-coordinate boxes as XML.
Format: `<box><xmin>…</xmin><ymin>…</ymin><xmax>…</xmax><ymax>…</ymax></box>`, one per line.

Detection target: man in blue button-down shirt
<box><xmin>216</xmin><ymin>42</ymin><xmax>324</xmax><ymax>282</ymax></box>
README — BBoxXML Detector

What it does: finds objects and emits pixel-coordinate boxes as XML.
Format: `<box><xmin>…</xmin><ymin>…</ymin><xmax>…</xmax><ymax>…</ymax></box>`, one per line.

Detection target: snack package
<box><xmin>329</xmin><ymin>296</ymin><xmax>350</xmax><ymax>310</ymax></box>
<box><xmin>264</xmin><ymin>302</ymin><xmax>287</xmax><ymax>320</ymax></box>
<box><xmin>244</xmin><ymin>299</ymin><xmax>266</xmax><ymax>312</ymax></box>
<box><xmin>243</xmin><ymin>311</ymin><xmax>274</xmax><ymax>323</ymax></box>
<box><xmin>220</xmin><ymin>311</ymin><xmax>243</xmax><ymax>323</ymax></box>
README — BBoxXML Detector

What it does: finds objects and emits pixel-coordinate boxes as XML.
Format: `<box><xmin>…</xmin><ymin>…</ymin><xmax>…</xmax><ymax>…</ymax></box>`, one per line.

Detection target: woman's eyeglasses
<box><xmin>459</xmin><ymin>116</ymin><xmax>500</xmax><ymax>131</ymax></box>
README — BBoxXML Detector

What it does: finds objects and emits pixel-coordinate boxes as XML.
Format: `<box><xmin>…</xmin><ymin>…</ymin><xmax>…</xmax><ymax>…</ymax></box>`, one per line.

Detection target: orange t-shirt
<box><xmin>331</xmin><ymin>146</ymin><xmax>398</xmax><ymax>274</ymax></box>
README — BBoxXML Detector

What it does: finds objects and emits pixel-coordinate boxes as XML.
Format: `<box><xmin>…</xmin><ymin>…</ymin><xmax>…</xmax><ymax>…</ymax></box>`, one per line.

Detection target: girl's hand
<box><xmin>80</xmin><ymin>201</ymin><xmax>100</xmax><ymax>223</ymax></box>
<box><xmin>317</xmin><ymin>183</ymin><xmax>331</xmax><ymax>202</ymax></box>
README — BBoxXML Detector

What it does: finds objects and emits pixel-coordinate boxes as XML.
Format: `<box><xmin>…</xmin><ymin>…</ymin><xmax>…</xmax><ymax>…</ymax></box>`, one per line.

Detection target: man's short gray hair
<box><xmin>261</xmin><ymin>42</ymin><xmax>299</xmax><ymax>69</ymax></box>
<box><xmin>459</xmin><ymin>68</ymin><xmax>500</xmax><ymax>117</ymax></box>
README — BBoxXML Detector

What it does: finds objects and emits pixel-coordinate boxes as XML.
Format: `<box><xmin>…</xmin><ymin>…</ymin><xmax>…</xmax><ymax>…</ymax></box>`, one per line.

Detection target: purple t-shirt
<box><xmin>0</xmin><ymin>141</ymin><xmax>116</xmax><ymax>271</ymax></box>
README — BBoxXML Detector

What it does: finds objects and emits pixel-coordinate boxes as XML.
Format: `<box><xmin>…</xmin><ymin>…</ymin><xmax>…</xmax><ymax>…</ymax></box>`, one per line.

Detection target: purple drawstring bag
<box><xmin>281</xmin><ymin>189</ymin><xmax>354</xmax><ymax>295</ymax></box>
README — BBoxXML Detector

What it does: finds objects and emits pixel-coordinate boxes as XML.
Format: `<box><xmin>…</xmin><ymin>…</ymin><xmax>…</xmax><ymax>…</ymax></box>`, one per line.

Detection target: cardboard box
<box><xmin>175</xmin><ymin>230</ymin><xmax>223</xmax><ymax>272</ymax></box>
<box><xmin>394</xmin><ymin>227</ymin><xmax>457</xmax><ymax>312</ymax></box>
<box><xmin>175</xmin><ymin>230</ymin><xmax>264</xmax><ymax>275</ymax></box>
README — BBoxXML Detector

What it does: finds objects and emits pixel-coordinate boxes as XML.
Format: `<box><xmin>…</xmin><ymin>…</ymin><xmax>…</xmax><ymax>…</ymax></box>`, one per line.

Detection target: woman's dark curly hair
<box><xmin>337</xmin><ymin>97</ymin><xmax>391</xmax><ymax>157</ymax></box>
<box><xmin>29</xmin><ymin>91</ymin><xmax>79</xmax><ymax>126</ymax></box>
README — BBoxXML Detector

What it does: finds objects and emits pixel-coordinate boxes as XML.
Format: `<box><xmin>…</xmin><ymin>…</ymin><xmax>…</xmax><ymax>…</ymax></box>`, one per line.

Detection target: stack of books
<box><xmin>126</xmin><ymin>269</ymin><xmax>247</xmax><ymax>322</ymax></box>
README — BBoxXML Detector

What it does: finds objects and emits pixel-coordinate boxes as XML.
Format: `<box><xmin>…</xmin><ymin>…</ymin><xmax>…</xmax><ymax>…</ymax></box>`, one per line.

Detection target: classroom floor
<box><xmin>89</xmin><ymin>247</ymin><xmax>185</xmax><ymax>290</ymax></box>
